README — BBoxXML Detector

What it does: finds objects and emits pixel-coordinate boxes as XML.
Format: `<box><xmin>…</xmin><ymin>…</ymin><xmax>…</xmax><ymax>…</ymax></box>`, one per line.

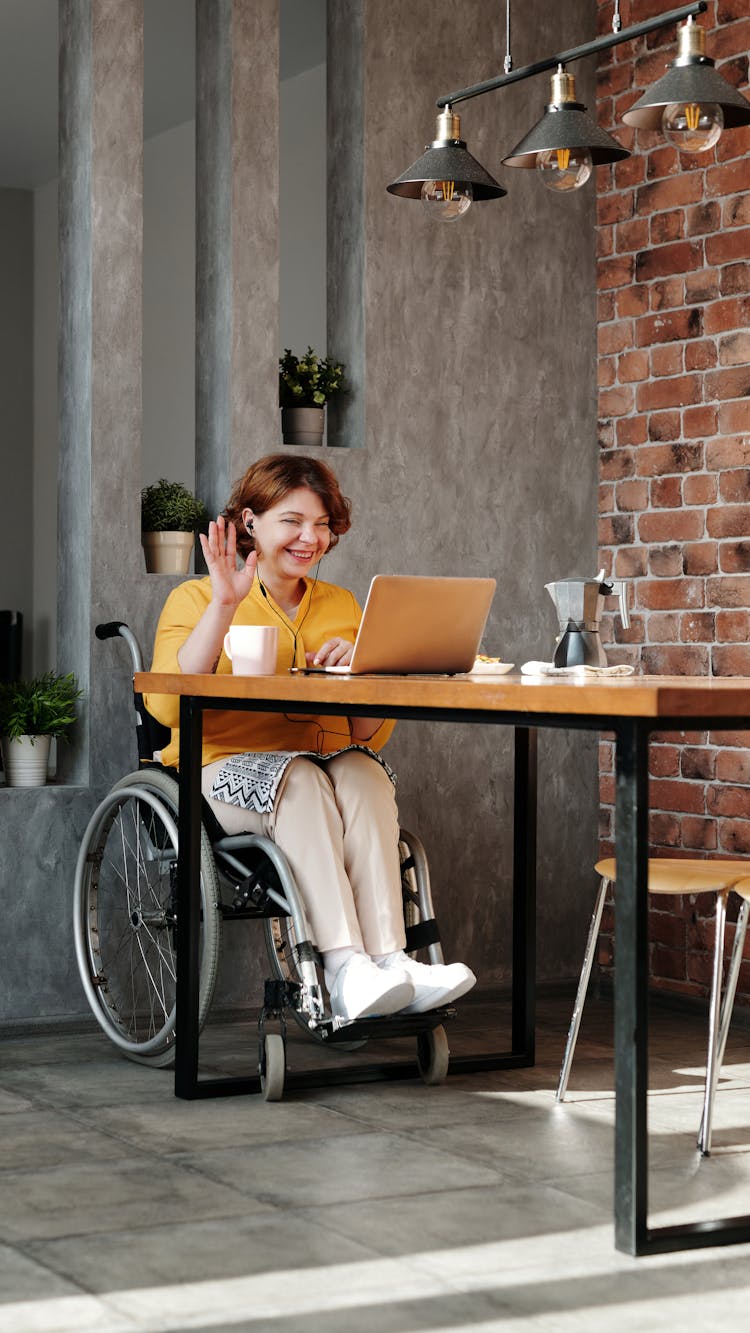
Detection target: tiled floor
<box><xmin>2</xmin><ymin>992</ymin><xmax>750</xmax><ymax>1332</ymax></box>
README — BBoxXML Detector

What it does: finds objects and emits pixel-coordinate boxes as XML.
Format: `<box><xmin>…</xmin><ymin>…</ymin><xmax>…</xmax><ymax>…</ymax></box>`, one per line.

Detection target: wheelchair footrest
<box><xmin>313</xmin><ymin>1006</ymin><xmax>456</xmax><ymax>1045</ymax></box>
<box><xmin>221</xmin><ymin>902</ymin><xmax>281</xmax><ymax>920</ymax></box>
<box><xmin>262</xmin><ymin>978</ymin><xmax>302</xmax><ymax>1015</ymax></box>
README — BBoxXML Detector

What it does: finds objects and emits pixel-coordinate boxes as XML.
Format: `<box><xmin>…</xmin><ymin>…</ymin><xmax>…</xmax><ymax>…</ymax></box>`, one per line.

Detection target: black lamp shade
<box><xmin>387</xmin><ymin>140</ymin><xmax>506</xmax><ymax>199</ymax></box>
<box><xmin>503</xmin><ymin>104</ymin><xmax>630</xmax><ymax>168</ymax></box>
<box><xmin>622</xmin><ymin>61</ymin><xmax>750</xmax><ymax>130</ymax></box>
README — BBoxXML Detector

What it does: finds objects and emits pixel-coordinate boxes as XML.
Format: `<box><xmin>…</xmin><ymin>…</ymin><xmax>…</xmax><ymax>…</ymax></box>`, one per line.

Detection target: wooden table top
<box><xmin>135</xmin><ymin>670</ymin><xmax>750</xmax><ymax>722</ymax></box>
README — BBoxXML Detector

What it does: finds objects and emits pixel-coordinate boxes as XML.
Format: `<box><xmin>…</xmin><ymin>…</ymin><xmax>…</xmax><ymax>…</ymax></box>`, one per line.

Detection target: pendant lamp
<box><xmin>502</xmin><ymin>67</ymin><xmax>630</xmax><ymax>191</ymax></box>
<box><xmin>622</xmin><ymin>16</ymin><xmax>750</xmax><ymax>151</ymax></box>
<box><xmin>386</xmin><ymin>106</ymin><xmax>506</xmax><ymax>220</ymax></box>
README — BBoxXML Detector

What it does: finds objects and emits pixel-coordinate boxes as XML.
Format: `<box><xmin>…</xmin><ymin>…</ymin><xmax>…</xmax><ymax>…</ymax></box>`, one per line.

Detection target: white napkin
<box><xmin>520</xmin><ymin>661</ymin><xmax>635</xmax><ymax>678</ymax></box>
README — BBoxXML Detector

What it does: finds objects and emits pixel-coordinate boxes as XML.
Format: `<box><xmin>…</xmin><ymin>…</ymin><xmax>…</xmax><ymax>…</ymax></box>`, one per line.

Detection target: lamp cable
<box><xmin>504</xmin><ymin>0</ymin><xmax>512</xmax><ymax>74</ymax></box>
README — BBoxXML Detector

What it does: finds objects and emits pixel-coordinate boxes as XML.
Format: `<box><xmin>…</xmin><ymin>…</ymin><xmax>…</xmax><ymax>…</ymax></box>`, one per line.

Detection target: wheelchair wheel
<box><xmin>73</xmin><ymin>769</ymin><xmax>221</xmax><ymax>1066</ymax></box>
<box><xmin>416</xmin><ymin>1026</ymin><xmax>450</xmax><ymax>1086</ymax></box>
<box><xmin>259</xmin><ymin>1032</ymin><xmax>285</xmax><ymax>1102</ymax></box>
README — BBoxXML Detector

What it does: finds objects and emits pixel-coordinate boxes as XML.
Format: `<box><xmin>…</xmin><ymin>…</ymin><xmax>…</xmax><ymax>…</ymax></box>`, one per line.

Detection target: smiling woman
<box><xmin>143</xmin><ymin>449</ymin><xmax>476</xmax><ymax>1023</ymax></box>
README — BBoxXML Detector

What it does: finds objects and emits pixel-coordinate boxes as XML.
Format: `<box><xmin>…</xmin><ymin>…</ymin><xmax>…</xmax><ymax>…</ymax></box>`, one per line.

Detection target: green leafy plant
<box><xmin>279</xmin><ymin>347</ymin><xmax>346</xmax><ymax>408</ymax></box>
<box><xmin>141</xmin><ymin>479</ymin><xmax>208</xmax><ymax>533</ymax></box>
<box><xmin>0</xmin><ymin>672</ymin><xmax>84</xmax><ymax>742</ymax></box>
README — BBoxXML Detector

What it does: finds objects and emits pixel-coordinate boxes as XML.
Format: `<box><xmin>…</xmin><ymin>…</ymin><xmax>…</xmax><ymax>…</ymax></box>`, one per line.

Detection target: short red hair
<box><xmin>223</xmin><ymin>453</ymin><xmax>352</xmax><ymax>560</ymax></box>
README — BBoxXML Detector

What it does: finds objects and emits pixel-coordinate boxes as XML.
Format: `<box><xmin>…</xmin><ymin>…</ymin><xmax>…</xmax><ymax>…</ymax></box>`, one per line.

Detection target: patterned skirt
<box><xmin>209</xmin><ymin>745</ymin><xmax>396</xmax><ymax>815</ymax></box>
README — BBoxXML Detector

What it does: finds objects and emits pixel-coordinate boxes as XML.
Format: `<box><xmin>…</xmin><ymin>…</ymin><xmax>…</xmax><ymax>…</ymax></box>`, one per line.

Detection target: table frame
<box><xmin>135</xmin><ymin>671</ymin><xmax>750</xmax><ymax>1257</ymax></box>
<box><xmin>173</xmin><ymin>693</ymin><xmax>538</xmax><ymax>1100</ymax></box>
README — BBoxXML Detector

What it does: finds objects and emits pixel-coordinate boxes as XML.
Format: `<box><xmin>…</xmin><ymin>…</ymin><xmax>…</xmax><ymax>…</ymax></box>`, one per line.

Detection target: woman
<box><xmin>145</xmin><ymin>454</ymin><xmax>475</xmax><ymax>1022</ymax></box>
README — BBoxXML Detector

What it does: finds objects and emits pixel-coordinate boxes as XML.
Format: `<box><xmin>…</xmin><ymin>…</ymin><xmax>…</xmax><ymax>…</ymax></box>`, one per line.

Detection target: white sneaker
<box><xmin>377</xmin><ymin>952</ymin><xmax>476</xmax><ymax>1014</ymax></box>
<box><xmin>327</xmin><ymin>953</ymin><xmax>415</xmax><ymax>1021</ymax></box>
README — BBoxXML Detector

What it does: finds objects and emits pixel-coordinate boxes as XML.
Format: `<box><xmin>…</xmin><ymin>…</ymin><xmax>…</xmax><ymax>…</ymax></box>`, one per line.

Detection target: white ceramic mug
<box><xmin>223</xmin><ymin>625</ymin><xmax>279</xmax><ymax>676</ymax></box>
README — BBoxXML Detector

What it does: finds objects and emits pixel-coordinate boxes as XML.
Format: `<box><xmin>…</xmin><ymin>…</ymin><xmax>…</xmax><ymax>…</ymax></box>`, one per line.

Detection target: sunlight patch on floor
<box><xmin>9</xmin><ymin>1228</ymin><xmax>750</xmax><ymax>1333</ymax></box>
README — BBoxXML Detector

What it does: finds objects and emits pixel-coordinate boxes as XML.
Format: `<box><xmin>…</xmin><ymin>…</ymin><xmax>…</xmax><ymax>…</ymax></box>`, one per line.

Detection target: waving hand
<box><xmin>199</xmin><ymin>516</ymin><xmax>257</xmax><ymax>609</ymax></box>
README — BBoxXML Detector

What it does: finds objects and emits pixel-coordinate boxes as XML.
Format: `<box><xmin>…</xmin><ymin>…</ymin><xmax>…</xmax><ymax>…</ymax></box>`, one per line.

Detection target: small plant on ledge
<box><xmin>141</xmin><ymin>478</ymin><xmax>208</xmax><ymax>574</ymax></box>
<box><xmin>279</xmin><ymin>347</ymin><xmax>346</xmax><ymax>445</ymax></box>
<box><xmin>0</xmin><ymin>671</ymin><xmax>84</xmax><ymax>787</ymax></box>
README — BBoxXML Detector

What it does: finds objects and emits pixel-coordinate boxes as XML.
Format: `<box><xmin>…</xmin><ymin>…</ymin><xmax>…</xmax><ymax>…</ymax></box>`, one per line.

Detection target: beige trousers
<box><xmin>201</xmin><ymin>750</ymin><xmax>406</xmax><ymax>955</ymax></box>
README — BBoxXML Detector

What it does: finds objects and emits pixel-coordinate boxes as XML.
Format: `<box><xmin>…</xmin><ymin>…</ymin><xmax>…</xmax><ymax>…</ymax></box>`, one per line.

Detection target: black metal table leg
<box><xmin>614</xmin><ymin>717</ymin><xmax>750</xmax><ymax>1255</ymax></box>
<box><xmin>613</xmin><ymin>717</ymin><xmax>650</xmax><ymax>1255</ymax></box>
<box><xmin>512</xmin><ymin>725</ymin><xmax>537</xmax><ymax>1061</ymax></box>
<box><xmin>175</xmin><ymin>695</ymin><xmax>204</xmax><ymax>1098</ymax></box>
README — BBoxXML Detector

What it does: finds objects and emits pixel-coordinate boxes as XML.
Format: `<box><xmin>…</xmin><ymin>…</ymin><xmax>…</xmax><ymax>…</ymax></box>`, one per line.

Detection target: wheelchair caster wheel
<box><xmin>260</xmin><ymin>1033</ymin><xmax>286</xmax><ymax>1102</ymax></box>
<box><xmin>416</xmin><ymin>1025</ymin><xmax>449</xmax><ymax>1086</ymax></box>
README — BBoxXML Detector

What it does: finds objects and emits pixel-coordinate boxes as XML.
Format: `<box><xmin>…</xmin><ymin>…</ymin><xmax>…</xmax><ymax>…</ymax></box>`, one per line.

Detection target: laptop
<box><xmin>297</xmin><ymin>574</ymin><xmax>496</xmax><ymax>675</ymax></box>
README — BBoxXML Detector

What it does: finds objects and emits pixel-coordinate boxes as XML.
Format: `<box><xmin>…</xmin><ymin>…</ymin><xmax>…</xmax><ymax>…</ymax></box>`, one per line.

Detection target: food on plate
<box><xmin>469</xmin><ymin>656</ymin><xmax>514</xmax><ymax>675</ymax></box>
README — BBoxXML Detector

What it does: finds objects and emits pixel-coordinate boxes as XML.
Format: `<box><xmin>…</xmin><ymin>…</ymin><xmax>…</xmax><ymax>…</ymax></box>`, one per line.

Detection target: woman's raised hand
<box><xmin>199</xmin><ymin>516</ymin><xmax>257</xmax><ymax>609</ymax></box>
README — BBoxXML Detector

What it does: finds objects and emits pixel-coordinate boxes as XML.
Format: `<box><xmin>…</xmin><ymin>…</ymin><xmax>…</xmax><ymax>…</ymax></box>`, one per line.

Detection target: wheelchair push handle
<box><xmin>95</xmin><ymin>621</ymin><xmax>144</xmax><ymax>675</ymax></box>
<box><xmin>95</xmin><ymin>621</ymin><xmax>127</xmax><ymax>640</ymax></box>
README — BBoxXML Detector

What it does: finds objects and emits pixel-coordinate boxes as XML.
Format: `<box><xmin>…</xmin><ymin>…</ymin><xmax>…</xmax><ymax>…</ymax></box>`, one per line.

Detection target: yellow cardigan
<box><xmin>144</xmin><ymin>575</ymin><xmax>395</xmax><ymax>769</ymax></box>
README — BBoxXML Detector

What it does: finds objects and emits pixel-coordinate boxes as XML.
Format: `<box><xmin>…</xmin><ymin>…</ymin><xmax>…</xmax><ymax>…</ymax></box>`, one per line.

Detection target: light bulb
<box><xmin>536</xmin><ymin>146</ymin><xmax>592</xmax><ymax>192</ymax></box>
<box><xmin>420</xmin><ymin>179</ymin><xmax>473</xmax><ymax>221</ymax></box>
<box><xmin>662</xmin><ymin>101</ymin><xmax>723</xmax><ymax>152</ymax></box>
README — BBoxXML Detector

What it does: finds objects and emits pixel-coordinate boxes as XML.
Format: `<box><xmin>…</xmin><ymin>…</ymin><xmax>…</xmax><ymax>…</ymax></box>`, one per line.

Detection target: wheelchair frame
<box><xmin>73</xmin><ymin>622</ymin><xmax>455</xmax><ymax>1099</ymax></box>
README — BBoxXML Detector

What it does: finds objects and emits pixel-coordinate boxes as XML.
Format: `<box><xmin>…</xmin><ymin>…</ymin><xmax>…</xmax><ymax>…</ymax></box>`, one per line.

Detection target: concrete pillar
<box><xmin>58</xmin><ymin>0</ymin><xmax>145</xmax><ymax>788</ymax></box>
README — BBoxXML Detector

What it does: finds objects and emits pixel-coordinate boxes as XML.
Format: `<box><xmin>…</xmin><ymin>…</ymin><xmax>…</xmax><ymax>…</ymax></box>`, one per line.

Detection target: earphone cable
<box><xmin>256</xmin><ymin>565</ymin><xmax>335</xmax><ymax>746</ymax></box>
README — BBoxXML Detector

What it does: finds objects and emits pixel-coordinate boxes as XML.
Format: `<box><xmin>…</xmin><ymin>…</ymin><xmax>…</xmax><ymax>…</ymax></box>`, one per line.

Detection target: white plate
<box><xmin>468</xmin><ymin>660</ymin><xmax>514</xmax><ymax>676</ymax></box>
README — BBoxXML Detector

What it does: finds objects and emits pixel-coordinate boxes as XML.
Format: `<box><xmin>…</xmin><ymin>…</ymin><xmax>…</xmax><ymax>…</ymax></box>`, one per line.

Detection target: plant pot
<box><xmin>2</xmin><ymin>734</ymin><xmax>52</xmax><ymax>787</ymax></box>
<box><xmin>281</xmin><ymin>406</ymin><xmax>325</xmax><ymax>446</ymax></box>
<box><xmin>142</xmin><ymin>531</ymin><xmax>195</xmax><ymax>574</ymax></box>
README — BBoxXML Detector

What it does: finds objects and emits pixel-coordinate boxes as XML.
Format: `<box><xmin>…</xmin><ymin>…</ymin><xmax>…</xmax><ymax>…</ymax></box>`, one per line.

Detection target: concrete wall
<box><xmin>320</xmin><ymin>0</ymin><xmax>601</xmax><ymax>985</ymax></box>
<box><xmin>1</xmin><ymin>0</ymin><xmax>600</xmax><ymax>1026</ymax></box>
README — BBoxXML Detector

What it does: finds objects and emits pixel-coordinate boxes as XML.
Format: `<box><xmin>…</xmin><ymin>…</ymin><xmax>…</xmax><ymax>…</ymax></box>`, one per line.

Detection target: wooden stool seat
<box><xmin>595</xmin><ymin>856</ymin><xmax>750</xmax><ymax>896</ymax></box>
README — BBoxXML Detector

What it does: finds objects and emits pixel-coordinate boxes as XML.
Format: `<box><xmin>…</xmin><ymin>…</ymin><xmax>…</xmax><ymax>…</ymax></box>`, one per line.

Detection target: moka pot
<box><xmin>545</xmin><ymin>576</ymin><xmax>630</xmax><ymax>668</ymax></box>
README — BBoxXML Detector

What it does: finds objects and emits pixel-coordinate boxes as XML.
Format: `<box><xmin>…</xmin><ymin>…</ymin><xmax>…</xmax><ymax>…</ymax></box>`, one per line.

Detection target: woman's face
<box><xmin>243</xmin><ymin>486</ymin><xmax>332</xmax><ymax>581</ymax></box>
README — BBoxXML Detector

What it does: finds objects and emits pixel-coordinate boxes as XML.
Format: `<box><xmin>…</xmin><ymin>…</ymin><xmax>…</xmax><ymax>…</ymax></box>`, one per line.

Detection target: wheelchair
<box><xmin>73</xmin><ymin>622</ymin><xmax>456</xmax><ymax>1100</ymax></box>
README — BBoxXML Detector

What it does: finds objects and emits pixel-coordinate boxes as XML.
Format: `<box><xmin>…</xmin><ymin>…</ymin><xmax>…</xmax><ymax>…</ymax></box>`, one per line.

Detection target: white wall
<box><xmin>0</xmin><ymin>189</ymin><xmax>33</xmax><ymax>671</ymax></box>
<box><xmin>279</xmin><ymin>61</ymin><xmax>326</xmax><ymax>355</ymax></box>
<box><xmin>142</xmin><ymin>118</ymin><xmax>196</xmax><ymax>488</ymax></box>
<box><xmin>32</xmin><ymin>177</ymin><xmax>58</xmax><ymax>674</ymax></box>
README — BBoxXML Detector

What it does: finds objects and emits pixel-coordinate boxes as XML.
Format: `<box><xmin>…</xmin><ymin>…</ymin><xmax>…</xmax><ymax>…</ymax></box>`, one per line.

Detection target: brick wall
<box><xmin>595</xmin><ymin>0</ymin><xmax>750</xmax><ymax>998</ymax></box>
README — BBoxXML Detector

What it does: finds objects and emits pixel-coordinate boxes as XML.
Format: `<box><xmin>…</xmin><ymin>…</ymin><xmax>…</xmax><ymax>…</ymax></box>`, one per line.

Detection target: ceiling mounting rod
<box><xmin>436</xmin><ymin>1</ymin><xmax>707</xmax><ymax>109</ymax></box>
<box><xmin>504</xmin><ymin>0</ymin><xmax>512</xmax><ymax>74</ymax></box>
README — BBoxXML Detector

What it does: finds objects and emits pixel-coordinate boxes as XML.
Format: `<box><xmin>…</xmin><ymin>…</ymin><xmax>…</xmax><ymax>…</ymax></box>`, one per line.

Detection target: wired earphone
<box><xmin>244</xmin><ymin>517</ymin><xmax>333</xmax><ymax>748</ymax></box>
<box><xmin>244</xmin><ymin>518</ymin><xmax>322</xmax><ymax>666</ymax></box>
<box><xmin>245</xmin><ymin>511</ymin><xmax>338</xmax><ymax>751</ymax></box>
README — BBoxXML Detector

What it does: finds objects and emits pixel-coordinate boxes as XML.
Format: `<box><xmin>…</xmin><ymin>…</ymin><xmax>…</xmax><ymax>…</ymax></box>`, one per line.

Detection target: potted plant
<box><xmin>141</xmin><ymin>478</ymin><xmax>208</xmax><ymax>574</ymax></box>
<box><xmin>279</xmin><ymin>347</ymin><xmax>346</xmax><ymax>446</ymax></box>
<box><xmin>0</xmin><ymin>671</ymin><xmax>83</xmax><ymax>787</ymax></box>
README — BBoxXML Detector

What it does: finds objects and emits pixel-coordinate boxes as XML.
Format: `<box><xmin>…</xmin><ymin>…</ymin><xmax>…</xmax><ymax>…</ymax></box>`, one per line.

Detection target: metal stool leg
<box><xmin>698</xmin><ymin>897</ymin><xmax>749</xmax><ymax>1153</ymax></box>
<box><xmin>698</xmin><ymin>891</ymin><xmax>729</xmax><ymax>1156</ymax></box>
<box><xmin>557</xmin><ymin>877</ymin><xmax>610</xmax><ymax>1102</ymax></box>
